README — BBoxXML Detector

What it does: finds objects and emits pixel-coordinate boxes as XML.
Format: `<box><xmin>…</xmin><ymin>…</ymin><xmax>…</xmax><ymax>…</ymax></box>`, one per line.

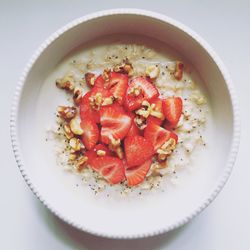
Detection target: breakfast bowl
<box><xmin>10</xmin><ymin>9</ymin><xmax>240</xmax><ymax>238</ymax></box>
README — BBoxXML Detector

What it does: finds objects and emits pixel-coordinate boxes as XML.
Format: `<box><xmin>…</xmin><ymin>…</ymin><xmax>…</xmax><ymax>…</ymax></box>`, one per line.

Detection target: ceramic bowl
<box><xmin>10</xmin><ymin>9</ymin><xmax>240</xmax><ymax>238</ymax></box>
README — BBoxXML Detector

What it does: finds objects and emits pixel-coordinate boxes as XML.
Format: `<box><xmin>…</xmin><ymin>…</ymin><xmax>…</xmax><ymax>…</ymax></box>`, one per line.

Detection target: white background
<box><xmin>1</xmin><ymin>0</ymin><xmax>250</xmax><ymax>249</ymax></box>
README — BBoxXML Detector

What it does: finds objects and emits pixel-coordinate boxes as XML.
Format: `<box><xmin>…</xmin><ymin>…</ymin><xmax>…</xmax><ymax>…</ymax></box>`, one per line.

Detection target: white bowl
<box><xmin>10</xmin><ymin>9</ymin><xmax>240</xmax><ymax>239</ymax></box>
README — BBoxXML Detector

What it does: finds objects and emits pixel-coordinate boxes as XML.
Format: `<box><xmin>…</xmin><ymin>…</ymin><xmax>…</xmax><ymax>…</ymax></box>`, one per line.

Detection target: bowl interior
<box><xmin>16</xmin><ymin>13</ymin><xmax>234</xmax><ymax>237</ymax></box>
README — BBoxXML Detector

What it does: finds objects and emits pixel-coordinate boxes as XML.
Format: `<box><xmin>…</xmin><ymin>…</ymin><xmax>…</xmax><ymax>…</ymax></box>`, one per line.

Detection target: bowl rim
<box><xmin>10</xmin><ymin>8</ymin><xmax>241</xmax><ymax>239</ymax></box>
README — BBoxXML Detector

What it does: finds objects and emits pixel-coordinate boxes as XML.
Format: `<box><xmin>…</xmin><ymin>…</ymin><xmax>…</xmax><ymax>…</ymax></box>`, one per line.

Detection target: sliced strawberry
<box><xmin>80</xmin><ymin>118</ymin><xmax>99</xmax><ymax>150</ymax></box>
<box><xmin>162</xmin><ymin>97</ymin><xmax>183</xmax><ymax>127</ymax></box>
<box><xmin>89</xmin><ymin>156</ymin><xmax>125</xmax><ymax>184</ymax></box>
<box><xmin>94</xmin><ymin>75</ymin><xmax>105</xmax><ymax>88</ymax></box>
<box><xmin>125</xmin><ymin>159</ymin><xmax>152</xmax><ymax>187</ymax></box>
<box><xmin>106</xmin><ymin>72</ymin><xmax>128</xmax><ymax>105</ymax></box>
<box><xmin>124</xmin><ymin>135</ymin><xmax>154</xmax><ymax>167</ymax></box>
<box><xmin>100</xmin><ymin>104</ymin><xmax>132</xmax><ymax>144</ymax></box>
<box><xmin>80</xmin><ymin>91</ymin><xmax>100</xmax><ymax>123</ymax></box>
<box><xmin>170</xmin><ymin>131</ymin><xmax>178</xmax><ymax>143</ymax></box>
<box><xmin>125</xmin><ymin>77</ymin><xmax>159</xmax><ymax>111</ymax></box>
<box><xmin>144</xmin><ymin>122</ymin><xmax>172</xmax><ymax>152</ymax></box>
<box><xmin>126</xmin><ymin>114</ymin><xmax>141</xmax><ymax>137</ymax></box>
<box><xmin>91</xmin><ymin>85</ymin><xmax>113</xmax><ymax>100</ymax></box>
<box><xmin>147</xmin><ymin>116</ymin><xmax>163</xmax><ymax>126</ymax></box>
<box><xmin>86</xmin><ymin>144</ymin><xmax>112</xmax><ymax>164</ymax></box>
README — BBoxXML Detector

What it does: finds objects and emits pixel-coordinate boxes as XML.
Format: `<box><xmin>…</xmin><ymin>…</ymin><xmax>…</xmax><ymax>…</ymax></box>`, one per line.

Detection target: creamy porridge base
<box><xmin>45</xmin><ymin>35</ymin><xmax>210</xmax><ymax>197</ymax></box>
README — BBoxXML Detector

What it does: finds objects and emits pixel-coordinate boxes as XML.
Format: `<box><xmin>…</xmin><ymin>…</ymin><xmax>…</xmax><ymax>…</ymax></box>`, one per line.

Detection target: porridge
<box><xmin>46</xmin><ymin>37</ymin><xmax>208</xmax><ymax>196</ymax></box>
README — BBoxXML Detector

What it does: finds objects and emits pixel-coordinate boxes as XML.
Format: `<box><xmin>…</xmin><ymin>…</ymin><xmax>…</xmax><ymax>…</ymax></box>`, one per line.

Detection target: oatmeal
<box><xmin>47</xmin><ymin>39</ymin><xmax>208</xmax><ymax>196</ymax></box>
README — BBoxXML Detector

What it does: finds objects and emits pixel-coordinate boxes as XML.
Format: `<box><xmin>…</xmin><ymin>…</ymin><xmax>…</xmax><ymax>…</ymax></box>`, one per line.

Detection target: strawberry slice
<box><xmin>80</xmin><ymin>91</ymin><xmax>100</xmax><ymax>123</ymax></box>
<box><xmin>86</xmin><ymin>144</ymin><xmax>112</xmax><ymax>164</ymax></box>
<box><xmin>144</xmin><ymin>121</ymin><xmax>172</xmax><ymax>152</ymax></box>
<box><xmin>100</xmin><ymin>104</ymin><xmax>132</xmax><ymax>144</ymax></box>
<box><xmin>80</xmin><ymin>118</ymin><xmax>99</xmax><ymax>150</ymax></box>
<box><xmin>94</xmin><ymin>75</ymin><xmax>105</xmax><ymax>88</ymax></box>
<box><xmin>124</xmin><ymin>135</ymin><xmax>154</xmax><ymax>167</ymax></box>
<box><xmin>105</xmin><ymin>72</ymin><xmax>128</xmax><ymax>105</ymax></box>
<box><xmin>126</xmin><ymin>114</ymin><xmax>141</xmax><ymax>137</ymax></box>
<box><xmin>147</xmin><ymin>98</ymin><xmax>165</xmax><ymax>125</ymax></box>
<box><xmin>125</xmin><ymin>159</ymin><xmax>152</xmax><ymax>187</ymax></box>
<box><xmin>162</xmin><ymin>97</ymin><xmax>183</xmax><ymax>127</ymax></box>
<box><xmin>89</xmin><ymin>156</ymin><xmax>125</xmax><ymax>184</ymax></box>
<box><xmin>125</xmin><ymin>77</ymin><xmax>159</xmax><ymax>111</ymax></box>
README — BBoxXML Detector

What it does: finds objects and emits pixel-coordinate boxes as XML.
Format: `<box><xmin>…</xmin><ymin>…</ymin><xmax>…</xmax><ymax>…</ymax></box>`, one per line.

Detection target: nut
<box><xmin>69</xmin><ymin>138</ymin><xmax>82</xmax><ymax>151</ymax></box>
<box><xmin>174</xmin><ymin>61</ymin><xmax>184</xmax><ymax>80</ymax></box>
<box><xmin>68</xmin><ymin>153</ymin><xmax>77</xmax><ymax>161</ymax></box>
<box><xmin>156</xmin><ymin>138</ymin><xmax>176</xmax><ymax>160</ymax></box>
<box><xmin>85</xmin><ymin>72</ymin><xmax>96</xmax><ymax>87</ymax></box>
<box><xmin>128</xmin><ymin>85</ymin><xmax>141</xmax><ymax>96</ymax></box>
<box><xmin>89</xmin><ymin>92</ymin><xmax>103</xmax><ymax>110</ymax></box>
<box><xmin>108</xmin><ymin>135</ymin><xmax>121</xmax><ymax>152</ymax></box>
<box><xmin>113</xmin><ymin>59</ymin><xmax>133</xmax><ymax>75</ymax></box>
<box><xmin>96</xmin><ymin>150</ymin><xmax>106</xmax><ymax>156</ymax></box>
<box><xmin>134</xmin><ymin>115</ymin><xmax>147</xmax><ymax>130</ymax></box>
<box><xmin>102</xmin><ymin>96</ymin><xmax>114</xmax><ymax>106</ymax></box>
<box><xmin>73</xmin><ymin>88</ymin><xmax>82</xmax><ymax>105</ymax></box>
<box><xmin>145</xmin><ymin>65</ymin><xmax>160</xmax><ymax>79</ymax></box>
<box><xmin>57</xmin><ymin>106</ymin><xmax>77</xmax><ymax>120</ymax></box>
<box><xmin>75</xmin><ymin>155</ymin><xmax>88</xmax><ymax>171</ymax></box>
<box><xmin>103</xmin><ymin>68</ymin><xmax>111</xmax><ymax>81</ymax></box>
<box><xmin>56</xmin><ymin>73</ymin><xmax>75</xmax><ymax>91</ymax></box>
<box><xmin>115</xmin><ymin>146</ymin><xmax>124</xmax><ymax>159</ymax></box>
<box><xmin>63</xmin><ymin>124</ymin><xmax>74</xmax><ymax>139</ymax></box>
<box><xmin>69</xmin><ymin>117</ymin><xmax>84</xmax><ymax>135</ymax></box>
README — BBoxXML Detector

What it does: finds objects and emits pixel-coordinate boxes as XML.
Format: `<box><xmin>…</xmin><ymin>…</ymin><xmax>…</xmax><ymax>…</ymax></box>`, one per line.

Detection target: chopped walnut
<box><xmin>96</xmin><ymin>150</ymin><xmax>106</xmax><ymax>156</ymax></box>
<box><xmin>102</xmin><ymin>96</ymin><xmax>114</xmax><ymax>106</ymax></box>
<box><xmin>115</xmin><ymin>146</ymin><xmax>124</xmax><ymax>159</ymax></box>
<box><xmin>145</xmin><ymin>65</ymin><xmax>160</xmax><ymax>79</ymax></box>
<box><xmin>134</xmin><ymin>115</ymin><xmax>147</xmax><ymax>130</ymax></box>
<box><xmin>73</xmin><ymin>88</ymin><xmax>82</xmax><ymax>105</ymax></box>
<box><xmin>68</xmin><ymin>153</ymin><xmax>77</xmax><ymax>161</ymax></box>
<box><xmin>85</xmin><ymin>73</ymin><xmax>96</xmax><ymax>87</ymax></box>
<box><xmin>135</xmin><ymin>100</ymin><xmax>164</xmax><ymax>120</ymax></box>
<box><xmin>75</xmin><ymin>156</ymin><xmax>88</xmax><ymax>171</ymax></box>
<box><xmin>69</xmin><ymin>138</ymin><xmax>82</xmax><ymax>151</ymax></box>
<box><xmin>156</xmin><ymin>138</ymin><xmax>176</xmax><ymax>161</ymax></box>
<box><xmin>113</xmin><ymin>59</ymin><xmax>133</xmax><ymax>75</ymax></box>
<box><xmin>56</xmin><ymin>73</ymin><xmax>75</xmax><ymax>92</ymax></box>
<box><xmin>63</xmin><ymin>124</ymin><xmax>74</xmax><ymax>139</ymax></box>
<box><xmin>89</xmin><ymin>92</ymin><xmax>103</xmax><ymax>110</ymax></box>
<box><xmin>128</xmin><ymin>85</ymin><xmax>141</xmax><ymax>96</ymax></box>
<box><xmin>103</xmin><ymin>68</ymin><xmax>111</xmax><ymax>82</ymax></box>
<box><xmin>174</xmin><ymin>61</ymin><xmax>184</xmax><ymax>80</ymax></box>
<box><xmin>57</xmin><ymin>106</ymin><xmax>77</xmax><ymax>120</ymax></box>
<box><xmin>69</xmin><ymin>117</ymin><xmax>84</xmax><ymax>135</ymax></box>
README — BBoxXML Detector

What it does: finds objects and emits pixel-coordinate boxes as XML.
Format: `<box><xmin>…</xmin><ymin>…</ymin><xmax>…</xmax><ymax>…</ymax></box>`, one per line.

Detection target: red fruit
<box><xmin>86</xmin><ymin>144</ymin><xmax>112</xmax><ymax>164</ymax></box>
<box><xmin>162</xmin><ymin>97</ymin><xmax>183</xmax><ymax>127</ymax></box>
<box><xmin>80</xmin><ymin>118</ymin><xmax>99</xmax><ymax>150</ymax></box>
<box><xmin>147</xmin><ymin>116</ymin><xmax>163</xmax><ymax>126</ymax></box>
<box><xmin>94</xmin><ymin>75</ymin><xmax>105</xmax><ymax>88</ymax></box>
<box><xmin>126</xmin><ymin>114</ymin><xmax>141</xmax><ymax>137</ymax></box>
<box><xmin>100</xmin><ymin>104</ymin><xmax>132</xmax><ymax>144</ymax></box>
<box><xmin>106</xmin><ymin>72</ymin><xmax>128</xmax><ymax>105</ymax></box>
<box><xmin>170</xmin><ymin>131</ymin><xmax>178</xmax><ymax>143</ymax></box>
<box><xmin>144</xmin><ymin>122</ymin><xmax>172</xmax><ymax>152</ymax></box>
<box><xmin>91</xmin><ymin>85</ymin><xmax>113</xmax><ymax>100</ymax></box>
<box><xmin>125</xmin><ymin>77</ymin><xmax>159</xmax><ymax>111</ymax></box>
<box><xmin>125</xmin><ymin>159</ymin><xmax>152</xmax><ymax>187</ymax></box>
<box><xmin>89</xmin><ymin>156</ymin><xmax>125</xmax><ymax>184</ymax></box>
<box><xmin>124</xmin><ymin>135</ymin><xmax>154</xmax><ymax>167</ymax></box>
<box><xmin>80</xmin><ymin>91</ymin><xmax>100</xmax><ymax>123</ymax></box>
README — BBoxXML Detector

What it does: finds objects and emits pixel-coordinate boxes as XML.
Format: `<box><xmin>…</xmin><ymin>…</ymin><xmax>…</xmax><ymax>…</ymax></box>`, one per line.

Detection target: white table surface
<box><xmin>1</xmin><ymin>0</ymin><xmax>250</xmax><ymax>249</ymax></box>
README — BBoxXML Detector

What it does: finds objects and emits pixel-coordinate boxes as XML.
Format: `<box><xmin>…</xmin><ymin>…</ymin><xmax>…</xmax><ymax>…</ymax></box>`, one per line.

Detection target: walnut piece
<box><xmin>73</xmin><ymin>88</ymin><xmax>82</xmax><ymax>105</ymax></box>
<box><xmin>174</xmin><ymin>61</ymin><xmax>184</xmax><ymax>80</ymax></box>
<box><xmin>69</xmin><ymin>138</ymin><xmax>82</xmax><ymax>151</ymax></box>
<box><xmin>114</xmin><ymin>59</ymin><xmax>133</xmax><ymax>75</ymax></box>
<box><xmin>85</xmin><ymin>73</ymin><xmax>95</xmax><ymax>87</ymax></box>
<box><xmin>56</xmin><ymin>73</ymin><xmax>75</xmax><ymax>91</ymax></box>
<box><xmin>63</xmin><ymin>124</ymin><xmax>74</xmax><ymax>139</ymax></box>
<box><xmin>69</xmin><ymin>117</ymin><xmax>84</xmax><ymax>135</ymax></box>
<box><xmin>96</xmin><ymin>150</ymin><xmax>106</xmax><ymax>156</ymax></box>
<box><xmin>156</xmin><ymin>138</ymin><xmax>176</xmax><ymax>161</ymax></box>
<box><xmin>75</xmin><ymin>156</ymin><xmax>88</xmax><ymax>171</ymax></box>
<box><xmin>145</xmin><ymin>65</ymin><xmax>160</xmax><ymax>79</ymax></box>
<box><xmin>57</xmin><ymin>106</ymin><xmax>77</xmax><ymax>120</ymax></box>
